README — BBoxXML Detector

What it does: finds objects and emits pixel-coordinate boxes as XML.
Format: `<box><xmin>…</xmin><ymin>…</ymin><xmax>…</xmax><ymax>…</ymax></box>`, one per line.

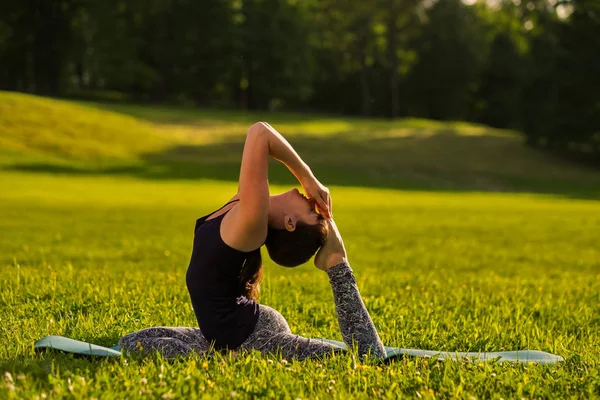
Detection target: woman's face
<box><xmin>283</xmin><ymin>188</ymin><xmax>322</xmax><ymax>226</ymax></box>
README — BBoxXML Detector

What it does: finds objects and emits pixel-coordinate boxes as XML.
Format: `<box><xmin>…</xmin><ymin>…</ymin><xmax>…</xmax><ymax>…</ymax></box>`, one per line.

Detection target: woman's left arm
<box><xmin>253</xmin><ymin>122</ymin><xmax>331</xmax><ymax>218</ymax></box>
<box><xmin>259</xmin><ymin>122</ymin><xmax>313</xmax><ymax>185</ymax></box>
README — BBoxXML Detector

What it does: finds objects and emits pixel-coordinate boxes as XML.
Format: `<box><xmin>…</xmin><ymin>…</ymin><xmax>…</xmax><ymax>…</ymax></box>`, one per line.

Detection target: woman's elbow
<box><xmin>248</xmin><ymin>121</ymin><xmax>268</xmax><ymax>135</ymax></box>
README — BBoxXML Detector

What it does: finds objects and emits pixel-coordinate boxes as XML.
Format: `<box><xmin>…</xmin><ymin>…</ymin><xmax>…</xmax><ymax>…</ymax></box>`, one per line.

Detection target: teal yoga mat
<box><xmin>318</xmin><ymin>339</ymin><xmax>564</xmax><ymax>365</ymax></box>
<box><xmin>34</xmin><ymin>335</ymin><xmax>564</xmax><ymax>365</ymax></box>
<box><xmin>34</xmin><ymin>336</ymin><xmax>121</xmax><ymax>357</ymax></box>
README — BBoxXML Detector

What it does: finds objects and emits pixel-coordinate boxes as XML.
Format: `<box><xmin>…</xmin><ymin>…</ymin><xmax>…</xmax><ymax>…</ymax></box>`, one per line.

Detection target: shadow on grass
<box><xmin>0</xmin><ymin>331</ymin><xmax>125</xmax><ymax>380</ymax></box>
<box><xmin>0</xmin><ymin>352</ymin><xmax>119</xmax><ymax>385</ymax></box>
<box><xmin>4</xmin><ymin>130</ymin><xmax>600</xmax><ymax>199</ymax></box>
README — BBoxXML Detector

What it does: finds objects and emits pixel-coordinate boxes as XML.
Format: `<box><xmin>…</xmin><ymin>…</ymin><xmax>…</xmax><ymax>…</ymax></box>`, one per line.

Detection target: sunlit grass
<box><xmin>1</xmin><ymin>171</ymin><xmax>599</xmax><ymax>398</ymax></box>
<box><xmin>1</xmin><ymin>92</ymin><xmax>599</xmax><ymax>398</ymax></box>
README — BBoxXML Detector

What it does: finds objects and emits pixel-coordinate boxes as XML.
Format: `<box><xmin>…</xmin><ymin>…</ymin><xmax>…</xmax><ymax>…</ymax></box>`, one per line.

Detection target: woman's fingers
<box><xmin>315</xmin><ymin>192</ymin><xmax>328</xmax><ymax>218</ymax></box>
<box><xmin>304</xmin><ymin>177</ymin><xmax>332</xmax><ymax>219</ymax></box>
<box><xmin>323</xmin><ymin>191</ymin><xmax>332</xmax><ymax>219</ymax></box>
<box><xmin>318</xmin><ymin>190</ymin><xmax>332</xmax><ymax>219</ymax></box>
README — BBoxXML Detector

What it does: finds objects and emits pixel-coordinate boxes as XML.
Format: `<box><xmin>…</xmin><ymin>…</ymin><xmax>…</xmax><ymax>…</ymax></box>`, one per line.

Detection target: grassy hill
<box><xmin>1</xmin><ymin>91</ymin><xmax>599</xmax><ymax>196</ymax></box>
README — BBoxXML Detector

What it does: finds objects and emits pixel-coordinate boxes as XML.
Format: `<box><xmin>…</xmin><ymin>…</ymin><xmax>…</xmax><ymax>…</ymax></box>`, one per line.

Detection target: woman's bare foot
<box><xmin>314</xmin><ymin>219</ymin><xmax>347</xmax><ymax>271</ymax></box>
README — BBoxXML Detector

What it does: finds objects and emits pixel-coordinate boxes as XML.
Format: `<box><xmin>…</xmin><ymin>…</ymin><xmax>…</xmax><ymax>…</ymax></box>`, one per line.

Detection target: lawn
<box><xmin>1</xmin><ymin>92</ymin><xmax>599</xmax><ymax>399</ymax></box>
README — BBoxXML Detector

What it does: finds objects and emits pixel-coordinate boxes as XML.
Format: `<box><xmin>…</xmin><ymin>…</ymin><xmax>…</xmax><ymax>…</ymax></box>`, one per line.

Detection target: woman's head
<box><xmin>240</xmin><ymin>188</ymin><xmax>328</xmax><ymax>299</ymax></box>
<box><xmin>266</xmin><ymin>188</ymin><xmax>329</xmax><ymax>267</ymax></box>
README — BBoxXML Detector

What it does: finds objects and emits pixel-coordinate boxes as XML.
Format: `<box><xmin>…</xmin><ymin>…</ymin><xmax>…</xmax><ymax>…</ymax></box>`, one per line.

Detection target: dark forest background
<box><xmin>0</xmin><ymin>0</ymin><xmax>598</xmax><ymax>158</ymax></box>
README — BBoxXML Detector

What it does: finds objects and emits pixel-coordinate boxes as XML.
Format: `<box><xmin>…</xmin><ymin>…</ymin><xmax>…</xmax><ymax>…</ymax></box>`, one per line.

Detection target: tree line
<box><xmin>0</xmin><ymin>0</ymin><xmax>598</xmax><ymax>157</ymax></box>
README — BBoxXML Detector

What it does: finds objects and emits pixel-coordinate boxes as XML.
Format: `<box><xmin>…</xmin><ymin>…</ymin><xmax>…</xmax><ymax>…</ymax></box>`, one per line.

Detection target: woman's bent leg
<box><xmin>241</xmin><ymin>260</ymin><xmax>385</xmax><ymax>360</ymax></box>
<box><xmin>326</xmin><ymin>261</ymin><xmax>386</xmax><ymax>358</ymax></box>
<box><xmin>240</xmin><ymin>305</ymin><xmax>345</xmax><ymax>360</ymax></box>
<box><xmin>119</xmin><ymin>327</ymin><xmax>210</xmax><ymax>358</ymax></box>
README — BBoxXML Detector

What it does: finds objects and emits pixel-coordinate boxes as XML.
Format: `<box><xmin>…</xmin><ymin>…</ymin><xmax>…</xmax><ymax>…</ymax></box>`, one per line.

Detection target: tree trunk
<box><xmin>359</xmin><ymin>52</ymin><xmax>371</xmax><ymax>117</ymax></box>
<box><xmin>388</xmin><ymin>0</ymin><xmax>399</xmax><ymax>118</ymax></box>
<box><xmin>357</xmin><ymin>16</ymin><xmax>371</xmax><ymax>117</ymax></box>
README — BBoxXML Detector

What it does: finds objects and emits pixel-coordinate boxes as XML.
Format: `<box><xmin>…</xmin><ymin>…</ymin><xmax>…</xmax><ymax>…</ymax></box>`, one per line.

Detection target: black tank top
<box><xmin>186</xmin><ymin>200</ymin><xmax>260</xmax><ymax>349</ymax></box>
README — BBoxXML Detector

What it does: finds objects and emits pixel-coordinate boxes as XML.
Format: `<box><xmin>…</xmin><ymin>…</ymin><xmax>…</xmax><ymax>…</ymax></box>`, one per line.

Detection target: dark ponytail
<box><xmin>239</xmin><ymin>250</ymin><xmax>263</xmax><ymax>300</ymax></box>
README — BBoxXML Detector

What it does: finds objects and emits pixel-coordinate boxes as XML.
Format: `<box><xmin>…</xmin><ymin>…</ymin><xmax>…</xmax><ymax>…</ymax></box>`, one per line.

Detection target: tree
<box><xmin>235</xmin><ymin>0</ymin><xmax>313</xmax><ymax>110</ymax></box>
<box><xmin>307</xmin><ymin>0</ymin><xmax>382</xmax><ymax>116</ymax></box>
<box><xmin>140</xmin><ymin>0</ymin><xmax>234</xmax><ymax>104</ymax></box>
<box><xmin>477</xmin><ymin>15</ymin><xmax>527</xmax><ymax>130</ymax></box>
<box><xmin>553</xmin><ymin>0</ymin><xmax>600</xmax><ymax>153</ymax></box>
<box><xmin>385</xmin><ymin>0</ymin><xmax>420</xmax><ymax>118</ymax></box>
<box><xmin>405</xmin><ymin>0</ymin><xmax>489</xmax><ymax>121</ymax></box>
<box><xmin>0</xmin><ymin>0</ymin><xmax>75</xmax><ymax>94</ymax></box>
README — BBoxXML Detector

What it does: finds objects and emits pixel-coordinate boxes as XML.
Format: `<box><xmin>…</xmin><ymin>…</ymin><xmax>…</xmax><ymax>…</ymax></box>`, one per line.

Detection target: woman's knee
<box><xmin>239</xmin><ymin>305</ymin><xmax>291</xmax><ymax>350</ymax></box>
<box><xmin>259</xmin><ymin>305</ymin><xmax>292</xmax><ymax>333</ymax></box>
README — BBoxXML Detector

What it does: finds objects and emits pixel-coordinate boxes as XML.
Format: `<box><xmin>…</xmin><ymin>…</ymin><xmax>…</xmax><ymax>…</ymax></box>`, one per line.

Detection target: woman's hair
<box><xmin>238</xmin><ymin>219</ymin><xmax>328</xmax><ymax>300</ymax></box>
<box><xmin>265</xmin><ymin>219</ymin><xmax>329</xmax><ymax>267</ymax></box>
<box><xmin>239</xmin><ymin>250</ymin><xmax>263</xmax><ymax>301</ymax></box>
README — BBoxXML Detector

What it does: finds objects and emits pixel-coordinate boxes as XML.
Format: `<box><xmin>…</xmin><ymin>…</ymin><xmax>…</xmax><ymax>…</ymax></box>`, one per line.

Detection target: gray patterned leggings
<box><xmin>119</xmin><ymin>261</ymin><xmax>386</xmax><ymax>360</ymax></box>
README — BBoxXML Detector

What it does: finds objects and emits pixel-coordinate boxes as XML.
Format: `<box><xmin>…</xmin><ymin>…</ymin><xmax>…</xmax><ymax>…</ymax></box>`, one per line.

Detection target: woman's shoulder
<box><xmin>220</xmin><ymin>205</ymin><xmax>267</xmax><ymax>252</ymax></box>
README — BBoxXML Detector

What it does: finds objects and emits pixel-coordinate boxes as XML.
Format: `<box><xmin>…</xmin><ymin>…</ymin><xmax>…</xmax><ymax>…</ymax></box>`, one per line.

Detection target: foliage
<box><xmin>405</xmin><ymin>0</ymin><xmax>490</xmax><ymax>121</ymax></box>
<box><xmin>0</xmin><ymin>0</ymin><xmax>598</xmax><ymax>156</ymax></box>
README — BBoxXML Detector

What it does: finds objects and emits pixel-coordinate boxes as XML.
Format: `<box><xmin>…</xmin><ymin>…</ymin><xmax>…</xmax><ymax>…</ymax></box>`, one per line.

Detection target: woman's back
<box><xmin>186</xmin><ymin>207</ymin><xmax>260</xmax><ymax>350</ymax></box>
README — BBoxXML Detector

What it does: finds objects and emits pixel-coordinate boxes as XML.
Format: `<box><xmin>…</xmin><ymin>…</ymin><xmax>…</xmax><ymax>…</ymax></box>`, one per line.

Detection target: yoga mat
<box><xmin>34</xmin><ymin>335</ymin><xmax>564</xmax><ymax>365</ymax></box>
<box><xmin>319</xmin><ymin>339</ymin><xmax>564</xmax><ymax>365</ymax></box>
<box><xmin>34</xmin><ymin>336</ymin><xmax>121</xmax><ymax>357</ymax></box>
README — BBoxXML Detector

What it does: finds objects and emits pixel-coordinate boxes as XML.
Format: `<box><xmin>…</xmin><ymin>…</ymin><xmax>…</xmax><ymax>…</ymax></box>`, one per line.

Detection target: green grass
<box><xmin>1</xmin><ymin>92</ymin><xmax>600</xmax><ymax>398</ymax></box>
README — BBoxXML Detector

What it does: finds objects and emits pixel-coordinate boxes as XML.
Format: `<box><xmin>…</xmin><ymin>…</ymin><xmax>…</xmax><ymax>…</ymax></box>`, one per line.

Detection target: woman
<box><xmin>119</xmin><ymin>122</ymin><xmax>386</xmax><ymax>360</ymax></box>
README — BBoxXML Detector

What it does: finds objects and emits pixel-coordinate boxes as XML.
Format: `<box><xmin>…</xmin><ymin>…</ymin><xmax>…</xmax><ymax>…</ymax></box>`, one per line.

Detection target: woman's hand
<box><xmin>314</xmin><ymin>219</ymin><xmax>347</xmax><ymax>271</ymax></box>
<box><xmin>301</xmin><ymin>176</ymin><xmax>332</xmax><ymax>219</ymax></box>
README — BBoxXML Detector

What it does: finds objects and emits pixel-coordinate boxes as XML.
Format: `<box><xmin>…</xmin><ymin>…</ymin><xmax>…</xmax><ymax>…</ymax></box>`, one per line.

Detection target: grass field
<box><xmin>1</xmin><ymin>92</ymin><xmax>599</xmax><ymax>399</ymax></box>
